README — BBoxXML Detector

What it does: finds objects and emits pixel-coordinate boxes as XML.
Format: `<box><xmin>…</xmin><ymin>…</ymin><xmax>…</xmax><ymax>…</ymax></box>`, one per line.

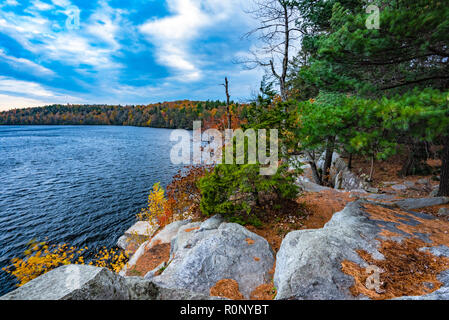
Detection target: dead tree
<box><xmin>238</xmin><ymin>0</ymin><xmax>302</xmax><ymax>101</ymax></box>
<box><xmin>221</xmin><ymin>77</ymin><xmax>232</xmax><ymax>129</ymax></box>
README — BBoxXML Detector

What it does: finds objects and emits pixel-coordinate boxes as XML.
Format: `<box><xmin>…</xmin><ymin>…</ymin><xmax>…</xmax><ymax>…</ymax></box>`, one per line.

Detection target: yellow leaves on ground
<box><xmin>2</xmin><ymin>240</ymin><xmax>128</xmax><ymax>287</ymax></box>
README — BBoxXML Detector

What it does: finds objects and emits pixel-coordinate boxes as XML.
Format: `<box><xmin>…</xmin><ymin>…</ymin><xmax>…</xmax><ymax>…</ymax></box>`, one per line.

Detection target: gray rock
<box><xmin>199</xmin><ymin>215</ymin><xmax>224</xmax><ymax>231</ymax></box>
<box><xmin>438</xmin><ymin>208</ymin><xmax>449</xmax><ymax>217</ymax></box>
<box><xmin>297</xmin><ymin>176</ymin><xmax>333</xmax><ymax>192</ymax></box>
<box><xmin>170</xmin><ymin>222</ymin><xmax>203</xmax><ymax>258</ymax></box>
<box><xmin>274</xmin><ymin>201</ymin><xmax>384</xmax><ymax>300</ymax></box>
<box><xmin>144</xmin><ymin>262</ymin><xmax>167</xmax><ymax>280</ymax></box>
<box><xmin>393</xmin><ymin>197</ymin><xmax>449</xmax><ymax>210</ymax></box>
<box><xmin>152</xmin><ymin>219</ymin><xmax>192</xmax><ymax>244</ymax></box>
<box><xmin>117</xmin><ymin>235</ymin><xmax>129</xmax><ymax>251</ymax></box>
<box><xmin>391</xmin><ymin>184</ymin><xmax>407</xmax><ymax>191</ymax></box>
<box><xmin>155</xmin><ymin>286</ymin><xmax>225</xmax><ymax>300</ymax></box>
<box><xmin>274</xmin><ymin>199</ymin><xmax>449</xmax><ymax>300</ymax></box>
<box><xmin>383</xmin><ymin>181</ymin><xmax>399</xmax><ymax>186</ymax></box>
<box><xmin>125</xmin><ymin>277</ymin><xmax>159</xmax><ymax>300</ymax></box>
<box><xmin>334</xmin><ymin>172</ymin><xmax>343</xmax><ymax>190</ymax></box>
<box><xmin>120</xmin><ymin>219</ymin><xmax>190</xmax><ymax>276</ymax></box>
<box><xmin>0</xmin><ymin>264</ymin><xmax>224</xmax><ymax>301</ymax></box>
<box><xmin>1</xmin><ymin>265</ymin><xmax>130</xmax><ymax>300</ymax></box>
<box><xmin>340</xmin><ymin>169</ymin><xmax>368</xmax><ymax>191</ymax></box>
<box><xmin>417</xmin><ymin>178</ymin><xmax>430</xmax><ymax>185</ymax></box>
<box><xmin>116</xmin><ymin>220</ymin><xmax>159</xmax><ymax>251</ymax></box>
<box><xmin>152</xmin><ymin>222</ymin><xmax>275</xmax><ymax>299</ymax></box>
<box><xmin>365</xmin><ymin>194</ymin><xmax>397</xmax><ymax>201</ymax></box>
<box><xmin>404</xmin><ymin>181</ymin><xmax>415</xmax><ymax>188</ymax></box>
<box><xmin>420</xmin><ymin>245</ymin><xmax>449</xmax><ymax>258</ymax></box>
<box><xmin>430</xmin><ymin>188</ymin><xmax>440</xmax><ymax>197</ymax></box>
<box><xmin>365</xmin><ymin>187</ymin><xmax>379</xmax><ymax>194</ymax></box>
<box><xmin>119</xmin><ymin>239</ymin><xmax>150</xmax><ymax>276</ymax></box>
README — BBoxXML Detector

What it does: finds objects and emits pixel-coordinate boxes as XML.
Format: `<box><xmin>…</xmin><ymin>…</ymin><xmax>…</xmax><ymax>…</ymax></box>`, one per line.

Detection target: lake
<box><xmin>0</xmin><ymin>125</ymin><xmax>185</xmax><ymax>295</ymax></box>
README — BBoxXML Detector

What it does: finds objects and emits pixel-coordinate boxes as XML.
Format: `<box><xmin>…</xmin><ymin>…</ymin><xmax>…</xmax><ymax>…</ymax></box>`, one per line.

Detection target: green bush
<box><xmin>198</xmin><ymin>162</ymin><xmax>298</xmax><ymax>225</ymax></box>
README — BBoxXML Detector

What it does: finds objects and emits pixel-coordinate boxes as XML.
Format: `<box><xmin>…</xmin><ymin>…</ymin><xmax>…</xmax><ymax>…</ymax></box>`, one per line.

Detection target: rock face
<box><xmin>297</xmin><ymin>176</ymin><xmax>335</xmax><ymax>193</ymax></box>
<box><xmin>330</xmin><ymin>156</ymin><xmax>368</xmax><ymax>191</ymax></box>
<box><xmin>274</xmin><ymin>201</ymin><xmax>382</xmax><ymax>300</ymax></box>
<box><xmin>117</xmin><ymin>221</ymin><xmax>159</xmax><ymax>252</ymax></box>
<box><xmin>151</xmin><ymin>216</ymin><xmax>275</xmax><ymax>299</ymax></box>
<box><xmin>296</xmin><ymin>152</ymin><xmax>369</xmax><ymax>192</ymax></box>
<box><xmin>1</xmin><ymin>265</ymin><xmax>131</xmax><ymax>300</ymax></box>
<box><xmin>1</xmin><ymin>265</ymin><xmax>216</xmax><ymax>300</ymax></box>
<box><xmin>120</xmin><ymin>219</ymin><xmax>191</xmax><ymax>277</ymax></box>
<box><xmin>274</xmin><ymin>200</ymin><xmax>449</xmax><ymax>300</ymax></box>
<box><xmin>393</xmin><ymin>197</ymin><xmax>449</xmax><ymax>210</ymax></box>
<box><xmin>391</xmin><ymin>184</ymin><xmax>407</xmax><ymax>191</ymax></box>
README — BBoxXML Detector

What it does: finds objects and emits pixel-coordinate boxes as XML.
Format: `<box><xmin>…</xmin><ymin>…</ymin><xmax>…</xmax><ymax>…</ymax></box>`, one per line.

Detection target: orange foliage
<box><xmin>166</xmin><ymin>166</ymin><xmax>211</xmax><ymax>219</ymax></box>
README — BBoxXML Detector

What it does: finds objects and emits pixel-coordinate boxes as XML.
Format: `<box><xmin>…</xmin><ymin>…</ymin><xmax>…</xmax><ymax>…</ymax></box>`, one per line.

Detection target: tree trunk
<box><xmin>309</xmin><ymin>160</ymin><xmax>322</xmax><ymax>185</ymax></box>
<box><xmin>322</xmin><ymin>136</ymin><xmax>335</xmax><ymax>185</ymax></box>
<box><xmin>400</xmin><ymin>141</ymin><xmax>431</xmax><ymax>176</ymax></box>
<box><xmin>369</xmin><ymin>155</ymin><xmax>375</xmax><ymax>182</ymax></box>
<box><xmin>280</xmin><ymin>2</ymin><xmax>289</xmax><ymax>101</ymax></box>
<box><xmin>438</xmin><ymin>138</ymin><xmax>449</xmax><ymax>197</ymax></box>
<box><xmin>224</xmin><ymin>77</ymin><xmax>231</xmax><ymax>129</ymax></box>
<box><xmin>348</xmin><ymin>153</ymin><xmax>353</xmax><ymax>169</ymax></box>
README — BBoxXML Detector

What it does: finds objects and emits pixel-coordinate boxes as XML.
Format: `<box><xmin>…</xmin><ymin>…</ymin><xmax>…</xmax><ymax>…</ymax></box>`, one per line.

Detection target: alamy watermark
<box><xmin>365</xmin><ymin>265</ymin><xmax>385</xmax><ymax>294</ymax></box>
<box><xmin>65</xmin><ymin>5</ymin><xmax>81</xmax><ymax>31</ymax></box>
<box><xmin>50</xmin><ymin>5</ymin><xmax>80</xmax><ymax>32</ymax></box>
<box><xmin>170</xmin><ymin>121</ymin><xmax>279</xmax><ymax>175</ymax></box>
<box><xmin>366</xmin><ymin>3</ymin><xmax>380</xmax><ymax>30</ymax></box>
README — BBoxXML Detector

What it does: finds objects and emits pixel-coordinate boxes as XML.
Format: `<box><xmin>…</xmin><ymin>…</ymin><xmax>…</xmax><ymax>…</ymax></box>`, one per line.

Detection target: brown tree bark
<box><xmin>224</xmin><ymin>77</ymin><xmax>231</xmax><ymax>129</ymax></box>
<box><xmin>400</xmin><ymin>141</ymin><xmax>431</xmax><ymax>176</ymax></box>
<box><xmin>438</xmin><ymin>138</ymin><xmax>449</xmax><ymax>197</ymax></box>
<box><xmin>322</xmin><ymin>136</ymin><xmax>335</xmax><ymax>185</ymax></box>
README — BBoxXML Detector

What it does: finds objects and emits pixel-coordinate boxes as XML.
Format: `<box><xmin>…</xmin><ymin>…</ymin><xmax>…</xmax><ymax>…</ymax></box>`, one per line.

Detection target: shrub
<box><xmin>166</xmin><ymin>166</ymin><xmax>210</xmax><ymax>219</ymax></box>
<box><xmin>198</xmin><ymin>162</ymin><xmax>298</xmax><ymax>225</ymax></box>
<box><xmin>137</xmin><ymin>182</ymin><xmax>170</xmax><ymax>227</ymax></box>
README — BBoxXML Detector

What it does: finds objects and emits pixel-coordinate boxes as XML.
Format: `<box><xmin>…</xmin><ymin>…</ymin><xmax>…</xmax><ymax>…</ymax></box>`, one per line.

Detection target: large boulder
<box><xmin>393</xmin><ymin>197</ymin><xmax>449</xmax><ymax>210</ymax></box>
<box><xmin>117</xmin><ymin>220</ymin><xmax>159</xmax><ymax>252</ymax></box>
<box><xmin>274</xmin><ymin>201</ymin><xmax>382</xmax><ymax>300</ymax></box>
<box><xmin>1</xmin><ymin>265</ymin><xmax>131</xmax><ymax>300</ymax></box>
<box><xmin>120</xmin><ymin>220</ymin><xmax>191</xmax><ymax>277</ymax></box>
<box><xmin>151</xmin><ymin>216</ymin><xmax>275</xmax><ymax>299</ymax></box>
<box><xmin>274</xmin><ymin>200</ymin><xmax>449</xmax><ymax>300</ymax></box>
<box><xmin>297</xmin><ymin>176</ymin><xmax>334</xmax><ymax>193</ymax></box>
<box><xmin>1</xmin><ymin>265</ymin><xmax>219</xmax><ymax>300</ymax></box>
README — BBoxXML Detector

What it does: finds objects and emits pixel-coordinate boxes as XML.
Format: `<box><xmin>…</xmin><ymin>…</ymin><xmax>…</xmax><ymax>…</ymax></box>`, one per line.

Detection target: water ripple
<box><xmin>0</xmin><ymin>125</ymin><xmax>184</xmax><ymax>295</ymax></box>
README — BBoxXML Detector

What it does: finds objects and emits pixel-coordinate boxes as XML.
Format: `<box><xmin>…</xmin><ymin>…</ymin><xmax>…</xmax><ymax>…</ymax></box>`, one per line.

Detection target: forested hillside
<box><xmin>0</xmin><ymin>100</ymin><xmax>249</xmax><ymax>130</ymax></box>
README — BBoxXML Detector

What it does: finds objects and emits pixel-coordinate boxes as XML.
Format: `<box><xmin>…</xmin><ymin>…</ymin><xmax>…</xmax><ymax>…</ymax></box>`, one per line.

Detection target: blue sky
<box><xmin>0</xmin><ymin>0</ymin><xmax>264</xmax><ymax>111</ymax></box>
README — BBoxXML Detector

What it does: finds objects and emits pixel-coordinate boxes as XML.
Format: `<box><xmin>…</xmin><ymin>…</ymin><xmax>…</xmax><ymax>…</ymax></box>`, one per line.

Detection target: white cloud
<box><xmin>2</xmin><ymin>0</ymin><xmax>19</xmax><ymax>7</ymax></box>
<box><xmin>0</xmin><ymin>3</ymin><xmax>124</xmax><ymax>71</ymax></box>
<box><xmin>0</xmin><ymin>49</ymin><xmax>56</xmax><ymax>77</ymax></box>
<box><xmin>0</xmin><ymin>77</ymin><xmax>84</xmax><ymax>110</ymax></box>
<box><xmin>85</xmin><ymin>0</ymin><xmax>125</xmax><ymax>51</ymax></box>
<box><xmin>0</xmin><ymin>94</ymin><xmax>48</xmax><ymax>111</ymax></box>
<box><xmin>139</xmin><ymin>0</ymin><xmax>243</xmax><ymax>81</ymax></box>
<box><xmin>0</xmin><ymin>76</ymin><xmax>56</xmax><ymax>97</ymax></box>
<box><xmin>31</xmin><ymin>0</ymin><xmax>54</xmax><ymax>11</ymax></box>
<box><xmin>50</xmin><ymin>0</ymin><xmax>71</xmax><ymax>7</ymax></box>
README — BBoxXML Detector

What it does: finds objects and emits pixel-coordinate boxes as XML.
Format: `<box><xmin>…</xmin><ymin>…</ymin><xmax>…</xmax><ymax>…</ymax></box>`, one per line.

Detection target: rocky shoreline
<box><xmin>2</xmin><ymin>192</ymin><xmax>449</xmax><ymax>300</ymax></box>
<box><xmin>2</xmin><ymin>153</ymin><xmax>449</xmax><ymax>300</ymax></box>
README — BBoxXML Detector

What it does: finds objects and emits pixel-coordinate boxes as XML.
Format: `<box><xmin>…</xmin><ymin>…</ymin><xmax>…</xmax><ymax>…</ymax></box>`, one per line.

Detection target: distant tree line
<box><xmin>0</xmin><ymin>100</ymin><xmax>249</xmax><ymax>130</ymax></box>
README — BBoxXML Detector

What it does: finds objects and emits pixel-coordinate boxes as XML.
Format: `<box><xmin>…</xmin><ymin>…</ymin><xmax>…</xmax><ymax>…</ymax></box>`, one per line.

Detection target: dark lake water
<box><xmin>0</xmin><ymin>125</ymin><xmax>185</xmax><ymax>295</ymax></box>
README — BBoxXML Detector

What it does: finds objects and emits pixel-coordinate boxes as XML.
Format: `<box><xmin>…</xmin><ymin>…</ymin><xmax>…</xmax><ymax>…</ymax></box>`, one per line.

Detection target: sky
<box><xmin>0</xmin><ymin>0</ymin><xmax>264</xmax><ymax>111</ymax></box>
